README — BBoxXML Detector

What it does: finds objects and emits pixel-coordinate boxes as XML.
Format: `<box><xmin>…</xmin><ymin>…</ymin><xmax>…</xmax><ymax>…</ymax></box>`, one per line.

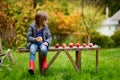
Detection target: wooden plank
<box><xmin>18</xmin><ymin>45</ymin><xmax>101</xmax><ymax>53</ymax></box>
<box><xmin>8</xmin><ymin>52</ymin><xmax>16</xmax><ymax>64</ymax></box>
<box><xmin>0</xmin><ymin>49</ymin><xmax>10</xmax><ymax>66</ymax></box>
<box><xmin>0</xmin><ymin>53</ymin><xmax>5</xmax><ymax>57</ymax></box>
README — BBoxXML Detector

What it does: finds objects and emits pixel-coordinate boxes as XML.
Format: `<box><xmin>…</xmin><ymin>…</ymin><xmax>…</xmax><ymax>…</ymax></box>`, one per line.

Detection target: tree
<box><xmin>0</xmin><ymin>0</ymin><xmax>35</xmax><ymax>47</ymax></box>
<box><xmin>82</xmin><ymin>0</ymin><xmax>120</xmax><ymax>16</ymax></box>
<box><xmin>0</xmin><ymin>0</ymin><xmax>15</xmax><ymax>47</ymax></box>
<box><xmin>80</xmin><ymin>0</ymin><xmax>104</xmax><ymax>44</ymax></box>
<box><xmin>100</xmin><ymin>0</ymin><xmax>120</xmax><ymax>16</ymax></box>
<box><xmin>48</xmin><ymin>11</ymin><xmax>82</xmax><ymax>42</ymax></box>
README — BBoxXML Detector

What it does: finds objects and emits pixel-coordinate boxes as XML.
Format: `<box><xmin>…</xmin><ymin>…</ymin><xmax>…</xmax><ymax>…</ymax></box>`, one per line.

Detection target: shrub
<box><xmin>111</xmin><ymin>30</ymin><xmax>120</xmax><ymax>47</ymax></box>
<box><xmin>91</xmin><ymin>31</ymin><xmax>114</xmax><ymax>48</ymax></box>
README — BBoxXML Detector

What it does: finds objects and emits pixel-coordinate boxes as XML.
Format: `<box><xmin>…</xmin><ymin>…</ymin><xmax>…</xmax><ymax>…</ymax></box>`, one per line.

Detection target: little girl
<box><xmin>26</xmin><ymin>11</ymin><xmax>52</xmax><ymax>75</ymax></box>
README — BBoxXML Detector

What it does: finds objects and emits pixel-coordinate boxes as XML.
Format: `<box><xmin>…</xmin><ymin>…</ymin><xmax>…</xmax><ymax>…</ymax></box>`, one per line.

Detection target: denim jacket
<box><xmin>26</xmin><ymin>23</ymin><xmax>52</xmax><ymax>48</ymax></box>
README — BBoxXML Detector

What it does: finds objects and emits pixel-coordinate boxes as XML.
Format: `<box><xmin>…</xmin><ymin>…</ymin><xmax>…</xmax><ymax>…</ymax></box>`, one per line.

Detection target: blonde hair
<box><xmin>35</xmin><ymin>11</ymin><xmax>48</xmax><ymax>27</ymax></box>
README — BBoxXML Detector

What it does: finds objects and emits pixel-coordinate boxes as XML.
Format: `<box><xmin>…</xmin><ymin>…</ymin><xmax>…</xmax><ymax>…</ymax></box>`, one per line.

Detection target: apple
<box><xmin>68</xmin><ymin>43</ymin><xmax>74</xmax><ymax>48</ymax></box>
<box><xmin>75</xmin><ymin>43</ymin><xmax>80</xmax><ymax>47</ymax></box>
<box><xmin>88</xmin><ymin>43</ymin><xmax>93</xmax><ymax>47</ymax></box>
<box><xmin>36</xmin><ymin>36</ymin><xmax>42</xmax><ymax>42</ymax></box>
<box><xmin>62</xmin><ymin>43</ymin><xmax>66</xmax><ymax>48</ymax></box>
<box><xmin>55</xmin><ymin>43</ymin><xmax>59</xmax><ymax>48</ymax></box>
<box><xmin>82</xmin><ymin>43</ymin><xmax>86</xmax><ymax>47</ymax></box>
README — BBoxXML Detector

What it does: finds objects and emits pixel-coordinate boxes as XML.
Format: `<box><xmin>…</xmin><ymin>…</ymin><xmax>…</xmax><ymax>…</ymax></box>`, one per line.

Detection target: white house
<box><xmin>97</xmin><ymin>10</ymin><xmax>120</xmax><ymax>36</ymax></box>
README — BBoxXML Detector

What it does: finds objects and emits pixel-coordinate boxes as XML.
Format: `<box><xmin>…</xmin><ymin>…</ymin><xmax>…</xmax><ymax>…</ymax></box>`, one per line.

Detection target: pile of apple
<box><xmin>54</xmin><ymin>42</ymin><xmax>93</xmax><ymax>48</ymax></box>
<box><xmin>82</xmin><ymin>43</ymin><xmax>93</xmax><ymax>47</ymax></box>
<box><xmin>54</xmin><ymin>43</ymin><xmax>67</xmax><ymax>48</ymax></box>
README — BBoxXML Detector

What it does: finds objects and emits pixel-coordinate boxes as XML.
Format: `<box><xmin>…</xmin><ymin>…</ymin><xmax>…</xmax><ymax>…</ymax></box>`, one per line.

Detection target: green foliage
<box><xmin>91</xmin><ymin>31</ymin><xmax>114</xmax><ymax>48</ymax></box>
<box><xmin>0</xmin><ymin>0</ymin><xmax>35</xmax><ymax>47</ymax></box>
<box><xmin>49</xmin><ymin>12</ymin><xmax>82</xmax><ymax>42</ymax></box>
<box><xmin>80</xmin><ymin>0</ymin><xmax>105</xmax><ymax>44</ymax></box>
<box><xmin>35</xmin><ymin>0</ymin><xmax>83</xmax><ymax>42</ymax></box>
<box><xmin>0</xmin><ymin>1</ymin><xmax>16</xmax><ymax>47</ymax></box>
<box><xmin>0</xmin><ymin>0</ymin><xmax>109</xmax><ymax>48</ymax></box>
<box><xmin>11</xmin><ymin>1</ymin><xmax>35</xmax><ymax>47</ymax></box>
<box><xmin>111</xmin><ymin>30</ymin><xmax>120</xmax><ymax>47</ymax></box>
<box><xmin>1</xmin><ymin>0</ymin><xmax>84</xmax><ymax>47</ymax></box>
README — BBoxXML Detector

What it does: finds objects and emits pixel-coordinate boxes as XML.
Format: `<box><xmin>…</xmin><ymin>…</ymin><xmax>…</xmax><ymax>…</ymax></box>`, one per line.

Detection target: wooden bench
<box><xmin>18</xmin><ymin>45</ymin><xmax>101</xmax><ymax>74</ymax></box>
<box><xmin>0</xmin><ymin>36</ymin><xmax>15</xmax><ymax>66</ymax></box>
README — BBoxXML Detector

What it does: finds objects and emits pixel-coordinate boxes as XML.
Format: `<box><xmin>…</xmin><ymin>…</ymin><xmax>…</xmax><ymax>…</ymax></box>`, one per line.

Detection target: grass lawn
<box><xmin>0</xmin><ymin>47</ymin><xmax>120</xmax><ymax>80</ymax></box>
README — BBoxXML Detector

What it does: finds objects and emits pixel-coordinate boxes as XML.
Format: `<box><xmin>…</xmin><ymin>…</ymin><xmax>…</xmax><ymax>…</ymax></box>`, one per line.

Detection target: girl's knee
<box><xmin>41</xmin><ymin>47</ymin><xmax>47</xmax><ymax>53</ymax></box>
<box><xmin>40</xmin><ymin>45</ymin><xmax>48</xmax><ymax>55</ymax></box>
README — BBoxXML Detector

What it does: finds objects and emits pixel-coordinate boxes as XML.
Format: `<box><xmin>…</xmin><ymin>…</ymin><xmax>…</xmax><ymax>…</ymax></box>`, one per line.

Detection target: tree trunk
<box><xmin>87</xmin><ymin>30</ymin><xmax>90</xmax><ymax>44</ymax></box>
<box><xmin>0</xmin><ymin>34</ymin><xmax>2</xmax><ymax>54</ymax></box>
<box><xmin>33</xmin><ymin>0</ymin><xmax>37</xmax><ymax>8</ymax></box>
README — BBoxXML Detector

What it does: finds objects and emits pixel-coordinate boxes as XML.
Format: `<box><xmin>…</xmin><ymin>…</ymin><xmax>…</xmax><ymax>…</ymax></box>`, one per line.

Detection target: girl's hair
<box><xmin>35</xmin><ymin>11</ymin><xmax>48</xmax><ymax>27</ymax></box>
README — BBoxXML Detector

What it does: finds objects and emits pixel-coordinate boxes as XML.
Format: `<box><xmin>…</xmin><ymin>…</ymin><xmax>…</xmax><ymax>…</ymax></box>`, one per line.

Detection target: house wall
<box><xmin>97</xmin><ymin>25</ymin><xmax>118</xmax><ymax>36</ymax></box>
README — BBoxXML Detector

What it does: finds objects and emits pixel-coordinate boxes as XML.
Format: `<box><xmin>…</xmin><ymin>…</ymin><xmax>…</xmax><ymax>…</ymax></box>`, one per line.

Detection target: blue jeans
<box><xmin>29</xmin><ymin>43</ymin><xmax>48</xmax><ymax>61</ymax></box>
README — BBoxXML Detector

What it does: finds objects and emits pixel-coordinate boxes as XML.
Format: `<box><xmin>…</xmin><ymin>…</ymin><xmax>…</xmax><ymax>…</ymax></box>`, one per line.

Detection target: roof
<box><xmin>102</xmin><ymin>18</ymin><xmax>119</xmax><ymax>26</ymax></box>
<box><xmin>111</xmin><ymin>10</ymin><xmax>120</xmax><ymax>21</ymax></box>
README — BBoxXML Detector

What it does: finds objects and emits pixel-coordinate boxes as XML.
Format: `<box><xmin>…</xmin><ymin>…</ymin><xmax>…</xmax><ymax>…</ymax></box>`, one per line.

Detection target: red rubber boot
<box><xmin>28</xmin><ymin>61</ymin><xmax>34</xmax><ymax>75</ymax></box>
<box><xmin>42</xmin><ymin>56</ymin><xmax>48</xmax><ymax>69</ymax></box>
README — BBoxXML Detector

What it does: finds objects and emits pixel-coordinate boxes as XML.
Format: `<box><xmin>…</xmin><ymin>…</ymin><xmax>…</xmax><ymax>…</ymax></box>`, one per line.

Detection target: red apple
<box><xmin>69</xmin><ymin>43</ymin><xmax>74</xmax><ymax>48</ymax></box>
<box><xmin>62</xmin><ymin>43</ymin><xmax>66</xmax><ymax>48</ymax></box>
<box><xmin>82</xmin><ymin>43</ymin><xmax>86</xmax><ymax>47</ymax></box>
<box><xmin>75</xmin><ymin>43</ymin><xmax>80</xmax><ymax>47</ymax></box>
<box><xmin>55</xmin><ymin>43</ymin><xmax>59</xmax><ymax>48</ymax></box>
<box><xmin>88</xmin><ymin>43</ymin><xmax>93</xmax><ymax>47</ymax></box>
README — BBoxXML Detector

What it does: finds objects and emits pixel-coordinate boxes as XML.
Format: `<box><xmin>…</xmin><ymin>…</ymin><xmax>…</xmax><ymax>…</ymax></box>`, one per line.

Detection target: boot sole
<box><xmin>28</xmin><ymin>69</ymin><xmax>34</xmax><ymax>75</ymax></box>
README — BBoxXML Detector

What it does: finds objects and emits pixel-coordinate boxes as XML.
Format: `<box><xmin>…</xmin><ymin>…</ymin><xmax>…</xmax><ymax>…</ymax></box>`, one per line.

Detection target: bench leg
<box><xmin>96</xmin><ymin>50</ymin><xmax>98</xmax><ymax>72</ymax></box>
<box><xmin>64</xmin><ymin>49</ymin><xmax>79</xmax><ymax>72</ymax></box>
<box><xmin>45</xmin><ymin>50</ymin><xmax>61</xmax><ymax>71</ymax></box>
<box><xmin>38</xmin><ymin>51</ymin><xmax>46</xmax><ymax>74</ymax></box>
<box><xmin>75</xmin><ymin>51</ymin><xmax>81</xmax><ymax>71</ymax></box>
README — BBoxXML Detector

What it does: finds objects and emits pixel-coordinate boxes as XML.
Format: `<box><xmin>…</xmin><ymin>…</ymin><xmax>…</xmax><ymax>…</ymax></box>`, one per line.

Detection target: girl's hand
<box><xmin>36</xmin><ymin>36</ymin><xmax>42</xmax><ymax>42</ymax></box>
<box><xmin>43</xmin><ymin>42</ymin><xmax>48</xmax><ymax>46</ymax></box>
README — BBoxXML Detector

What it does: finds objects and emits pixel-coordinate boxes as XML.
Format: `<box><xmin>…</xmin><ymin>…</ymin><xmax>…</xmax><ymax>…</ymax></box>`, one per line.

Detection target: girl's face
<box><xmin>43</xmin><ymin>19</ymin><xmax>48</xmax><ymax>25</ymax></box>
